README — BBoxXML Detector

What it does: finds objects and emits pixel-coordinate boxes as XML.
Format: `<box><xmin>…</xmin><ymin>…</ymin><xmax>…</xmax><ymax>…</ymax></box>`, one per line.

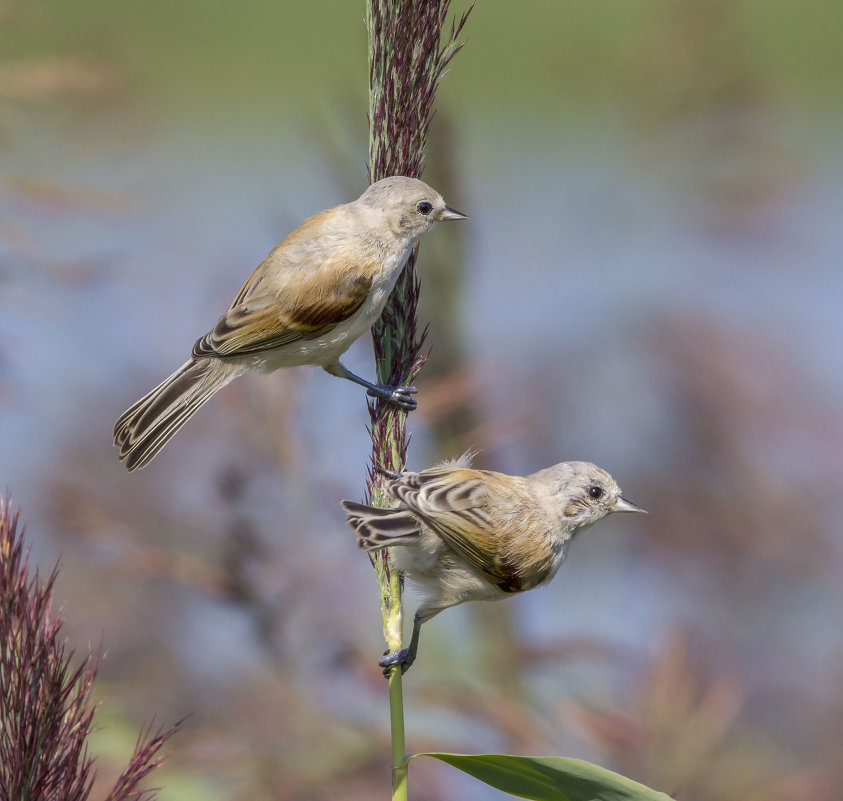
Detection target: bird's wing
<box><xmin>193</xmin><ymin>269</ymin><xmax>373</xmax><ymax>358</ymax></box>
<box><xmin>389</xmin><ymin>468</ymin><xmax>524</xmax><ymax>591</ymax></box>
<box><xmin>192</xmin><ymin>206</ymin><xmax>376</xmax><ymax>359</ymax></box>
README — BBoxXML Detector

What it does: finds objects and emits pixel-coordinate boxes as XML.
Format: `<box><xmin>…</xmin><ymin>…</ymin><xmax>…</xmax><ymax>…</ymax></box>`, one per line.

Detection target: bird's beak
<box><xmin>437</xmin><ymin>206</ymin><xmax>469</xmax><ymax>221</ymax></box>
<box><xmin>610</xmin><ymin>496</ymin><xmax>648</xmax><ymax>514</ymax></box>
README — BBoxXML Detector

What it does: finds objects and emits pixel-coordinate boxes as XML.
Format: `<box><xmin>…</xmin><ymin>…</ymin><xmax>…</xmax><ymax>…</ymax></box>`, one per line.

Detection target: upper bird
<box><xmin>114</xmin><ymin>176</ymin><xmax>467</xmax><ymax>471</ymax></box>
<box><xmin>342</xmin><ymin>456</ymin><xmax>646</xmax><ymax>674</ymax></box>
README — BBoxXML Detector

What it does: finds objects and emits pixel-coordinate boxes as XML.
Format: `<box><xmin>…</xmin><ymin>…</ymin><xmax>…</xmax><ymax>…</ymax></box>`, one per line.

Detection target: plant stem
<box><xmin>387</xmin><ymin>563</ymin><xmax>408</xmax><ymax>801</ymax></box>
<box><xmin>365</xmin><ymin>1</ymin><xmax>471</xmax><ymax>798</ymax></box>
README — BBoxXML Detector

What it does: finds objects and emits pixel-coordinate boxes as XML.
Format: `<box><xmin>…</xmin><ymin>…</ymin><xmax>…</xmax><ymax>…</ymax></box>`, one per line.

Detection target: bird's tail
<box><xmin>340</xmin><ymin>500</ymin><xmax>422</xmax><ymax>551</ymax></box>
<box><xmin>113</xmin><ymin>358</ymin><xmax>243</xmax><ymax>471</ymax></box>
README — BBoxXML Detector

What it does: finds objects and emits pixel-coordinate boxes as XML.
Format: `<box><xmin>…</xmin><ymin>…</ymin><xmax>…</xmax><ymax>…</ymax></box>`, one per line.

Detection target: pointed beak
<box><xmin>610</xmin><ymin>496</ymin><xmax>648</xmax><ymax>514</ymax></box>
<box><xmin>437</xmin><ymin>206</ymin><xmax>469</xmax><ymax>221</ymax></box>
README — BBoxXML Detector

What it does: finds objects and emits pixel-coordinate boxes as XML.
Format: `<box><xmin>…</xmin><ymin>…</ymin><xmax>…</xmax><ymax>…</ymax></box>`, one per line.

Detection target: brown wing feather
<box><xmin>388</xmin><ymin>468</ymin><xmax>523</xmax><ymax>590</ymax></box>
<box><xmin>193</xmin><ymin>270</ymin><xmax>373</xmax><ymax>359</ymax></box>
<box><xmin>192</xmin><ymin>206</ymin><xmax>378</xmax><ymax>359</ymax></box>
<box><xmin>225</xmin><ymin>207</ymin><xmax>344</xmax><ymax>309</ymax></box>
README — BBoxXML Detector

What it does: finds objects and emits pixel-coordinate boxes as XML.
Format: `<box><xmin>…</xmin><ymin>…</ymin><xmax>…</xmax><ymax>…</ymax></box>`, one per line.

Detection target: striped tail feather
<box><xmin>113</xmin><ymin>358</ymin><xmax>242</xmax><ymax>471</ymax></box>
<box><xmin>340</xmin><ymin>500</ymin><xmax>422</xmax><ymax>550</ymax></box>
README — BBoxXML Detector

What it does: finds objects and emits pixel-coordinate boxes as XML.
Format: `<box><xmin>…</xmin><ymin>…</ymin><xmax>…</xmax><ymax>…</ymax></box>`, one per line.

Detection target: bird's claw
<box><xmin>378</xmin><ymin>648</ymin><xmax>414</xmax><ymax>676</ymax></box>
<box><xmin>367</xmin><ymin>384</ymin><xmax>418</xmax><ymax>411</ymax></box>
<box><xmin>390</xmin><ymin>386</ymin><xmax>418</xmax><ymax>411</ymax></box>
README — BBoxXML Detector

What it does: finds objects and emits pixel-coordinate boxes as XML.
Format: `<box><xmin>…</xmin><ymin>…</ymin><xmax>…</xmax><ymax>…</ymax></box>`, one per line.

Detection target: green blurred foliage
<box><xmin>3</xmin><ymin>0</ymin><xmax>842</xmax><ymax>117</ymax></box>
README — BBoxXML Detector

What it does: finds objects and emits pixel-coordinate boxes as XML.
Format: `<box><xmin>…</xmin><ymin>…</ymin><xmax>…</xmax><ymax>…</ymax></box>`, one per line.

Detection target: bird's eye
<box><xmin>587</xmin><ymin>486</ymin><xmax>604</xmax><ymax>500</ymax></box>
<box><xmin>416</xmin><ymin>201</ymin><xmax>433</xmax><ymax>215</ymax></box>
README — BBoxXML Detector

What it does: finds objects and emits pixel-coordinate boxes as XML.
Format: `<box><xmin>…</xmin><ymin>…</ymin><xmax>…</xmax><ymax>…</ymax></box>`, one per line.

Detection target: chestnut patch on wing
<box><xmin>289</xmin><ymin>273</ymin><xmax>372</xmax><ymax>328</ymax></box>
<box><xmin>493</xmin><ymin>554</ymin><xmax>524</xmax><ymax>593</ymax></box>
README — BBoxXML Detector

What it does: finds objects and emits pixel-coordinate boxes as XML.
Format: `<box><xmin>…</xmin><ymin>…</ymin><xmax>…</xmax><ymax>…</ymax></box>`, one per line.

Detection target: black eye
<box><xmin>587</xmin><ymin>486</ymin><xmax>604</xmax><ymax>500</ymax></box>
<box><xmin>416</xmin><ymin>201</ymin><xmax>433</xmax><ymax>215</ymax></box>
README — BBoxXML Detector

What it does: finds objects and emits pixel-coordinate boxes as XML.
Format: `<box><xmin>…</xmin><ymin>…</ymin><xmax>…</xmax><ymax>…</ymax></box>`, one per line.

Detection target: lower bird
<box><xmin>113</xmin><ymin>176</ymin><xmax>466</xmax><ymax>471</ymax></box>
<box><xmin>342</xmin><ymin>455</ymin><xmax>646</xmax><ymax>674</ymax></box>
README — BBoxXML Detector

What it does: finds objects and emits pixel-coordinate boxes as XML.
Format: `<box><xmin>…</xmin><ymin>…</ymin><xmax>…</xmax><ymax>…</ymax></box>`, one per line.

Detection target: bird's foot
<box><xmin>372</xmin><ymin>464</ymin><xmax>402</xmax><ymax>480</ymax></box>
<box><xmin>367</xmin><ymin>384</ymin><xmax>418</xmax><ymax>411</ymax></box>
<box><xmin>378</xmin><ymin>648</ymin><xmax>415</xmax><ymax>676</ymax></box>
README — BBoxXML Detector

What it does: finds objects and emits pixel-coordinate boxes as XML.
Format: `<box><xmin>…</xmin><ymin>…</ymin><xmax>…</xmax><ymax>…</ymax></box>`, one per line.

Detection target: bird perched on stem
<box><xmin>342</xmin><ymin>455</ymin><xmax>646</xmax><ymax>674</ymax></box>
<box><xmin>113</xmin><ymin>176</ymin><xmax>466</xmax><ymax>471</ymax></box>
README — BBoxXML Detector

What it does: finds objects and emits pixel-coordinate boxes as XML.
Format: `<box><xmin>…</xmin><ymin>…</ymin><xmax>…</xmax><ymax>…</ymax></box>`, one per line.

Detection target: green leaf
<box><xmin>413</xmin><ymin>753</ymin><xmax>673</xmax><ymax>801</ymax></box>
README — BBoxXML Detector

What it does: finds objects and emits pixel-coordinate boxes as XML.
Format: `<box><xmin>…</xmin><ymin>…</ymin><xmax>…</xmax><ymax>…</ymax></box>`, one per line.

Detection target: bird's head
<box><xmin>534</xmin><ymin>461</ymin><xmax>647</xmax><ymax>532</ymax></box>
<box><xmin>361</xmin><ymin>176</ymin><xmax>467</xmax><ymax>239</ymax></box>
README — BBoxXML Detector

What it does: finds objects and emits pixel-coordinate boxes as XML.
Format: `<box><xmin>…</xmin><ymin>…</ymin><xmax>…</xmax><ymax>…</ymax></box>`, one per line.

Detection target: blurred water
<box><xmin>3</xmin><ymin>105</ymin><xmax>842</xmax><ymax>669</ymax></box>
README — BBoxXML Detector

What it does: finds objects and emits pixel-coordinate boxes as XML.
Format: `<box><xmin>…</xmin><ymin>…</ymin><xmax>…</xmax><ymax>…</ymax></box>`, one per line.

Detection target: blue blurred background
<box><xmin>2</xmin><ymin>1</ymin><xmax>842</xmax><ymax>798</ymax></box>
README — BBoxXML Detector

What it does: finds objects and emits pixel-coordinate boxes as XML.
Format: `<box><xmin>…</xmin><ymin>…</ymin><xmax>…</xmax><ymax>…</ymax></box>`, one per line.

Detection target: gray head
<box><xmin>531</xmin><ymin>460</ymin><xmax>646</xmax><ymax>530</ymax></box>
<box><xmin>358</xmin><ymin>176</ymin><xmax>467</xmax><ymax>238</ymax></box>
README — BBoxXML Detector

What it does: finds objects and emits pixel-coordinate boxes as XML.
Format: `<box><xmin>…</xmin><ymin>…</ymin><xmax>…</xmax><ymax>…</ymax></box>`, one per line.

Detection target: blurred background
<box><xmin>2</xmin><ymin>0</ymin><xmax>842</xmax><ymax>798</ymax></box>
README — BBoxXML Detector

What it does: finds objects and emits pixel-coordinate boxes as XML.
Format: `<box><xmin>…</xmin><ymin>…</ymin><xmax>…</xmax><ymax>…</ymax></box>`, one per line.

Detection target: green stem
<box><xmin>371</xmin><ymin>484</ymin><xmax>407</xmax><ymax>798</ymax></box>
<box><xmin>384</xmin><ymin>534</ymin><xmax>407</xmax><ymax>799</ymax></box>
<box><xmin>389</xmin><ymin>670</ymin><xmax>408</xmax><ymax>800</ymax></box>
<box><xmin>388</xmin><ymin>560</ymin><xmax>408</xmax><ymax>798</ymax></box>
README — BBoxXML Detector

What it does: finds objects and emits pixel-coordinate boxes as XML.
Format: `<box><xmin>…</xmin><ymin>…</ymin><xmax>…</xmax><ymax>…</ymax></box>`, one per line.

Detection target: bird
<box><xmin>341</xmin><ymin>454</ymin><xmax>646</xmax><ymax>674</ymax></box>
<box><xmin>113</xmin><ymin>176</ymin><xmax>467</xmax><ymax>471</ymax></box>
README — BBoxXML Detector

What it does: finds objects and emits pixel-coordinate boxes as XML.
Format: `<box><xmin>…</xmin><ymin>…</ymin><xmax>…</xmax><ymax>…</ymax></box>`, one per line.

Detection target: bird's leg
<box><xmin>372</xmin><ymin>463</ymin><xmax>402</xmax><ymax>480</ymax></box>
<box><xmin>324</xmin><ymin>361</ymin><xmax>418</xmax><ymax>411</ymax></box>
<box><xmin>378</xmin><ymin>613</ymin><xmax>423</xmax><ymax>676</ymax></box>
